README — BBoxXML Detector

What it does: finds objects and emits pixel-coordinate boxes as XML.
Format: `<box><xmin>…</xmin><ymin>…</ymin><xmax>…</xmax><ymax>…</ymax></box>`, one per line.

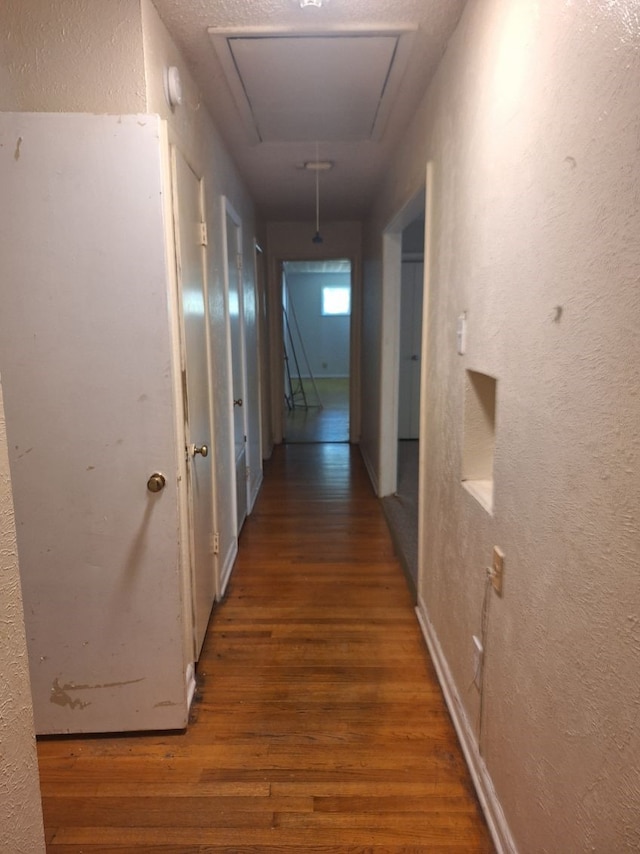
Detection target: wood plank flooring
<box><xmin>38</xmin><ymin>443</ymin><xmax>495</xmax><ymax>853</ymax></box>
<box><xmin>283</xmin><ymin>377</ymin><xmax>349</xmax><ymax>443</ymax></box>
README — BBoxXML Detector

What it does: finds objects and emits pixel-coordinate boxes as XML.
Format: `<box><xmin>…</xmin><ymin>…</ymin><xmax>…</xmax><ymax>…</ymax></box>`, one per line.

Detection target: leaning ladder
<box><xmin>282</xmin><ymin>295</ymin><xmax>323</xmax><ymax>411</ymax></box>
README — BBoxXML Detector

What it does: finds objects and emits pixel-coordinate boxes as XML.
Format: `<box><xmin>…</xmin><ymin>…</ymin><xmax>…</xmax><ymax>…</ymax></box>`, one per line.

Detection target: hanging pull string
<box><xmin>312</xmin><ymin>141</ymin><xmax>323</xmax><ymax>243</ymax></box>
<box><xmin>316</xmin><ymin>138</ymin><xmax>320</xmax><ymax>233</ymax></box>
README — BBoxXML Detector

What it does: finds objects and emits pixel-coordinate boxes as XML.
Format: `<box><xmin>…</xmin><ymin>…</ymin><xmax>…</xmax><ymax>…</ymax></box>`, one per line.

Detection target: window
<box><xmin>322</xmin><ymin>286</ymin><xmax>351</xmax><ymax>316</ymax></box>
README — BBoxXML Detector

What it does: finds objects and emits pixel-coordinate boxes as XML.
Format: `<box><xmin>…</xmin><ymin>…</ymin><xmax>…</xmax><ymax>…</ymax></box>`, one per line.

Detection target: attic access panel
<box><xmin>209</xmin><ymin>30</ymin><xmax>414</xmax><ymax>144</ymax></box>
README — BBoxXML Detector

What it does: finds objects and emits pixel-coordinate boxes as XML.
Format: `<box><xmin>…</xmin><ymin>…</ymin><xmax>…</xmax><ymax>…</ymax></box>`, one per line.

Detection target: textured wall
<box><xmin>363</xmin><ymin>0</ymin><xmax>640</xmax><ymax>850</ymax></box>
<box><xmin>0</xmin><ymin>0</ymin><xmax>146</xmax><ymax>113</ymax></box>
<box><xmin>0</xmin><ymin>379</ymin><xmax>45</xmax><ymax>853</ymax></box>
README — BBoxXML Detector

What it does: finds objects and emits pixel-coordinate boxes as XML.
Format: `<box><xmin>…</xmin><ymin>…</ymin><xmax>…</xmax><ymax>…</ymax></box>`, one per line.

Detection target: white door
<box><xmin>225</xmin><ymin>209</ymin><xmax>248</xmax><ymax>532</ymax></box>
<box><xmin>398</xmin><ymin>262</ymin><xmax>424</xmax><ymax>439</ymax></box>
<box><xmin>0</xmin><ymin>113</ymin><xmax>188</xmax><ymax>734</ymax></box>
<box><xmin>171</xmin><ymin>148</ymin><xmax>215</xmax><ymax>657</ymax></box>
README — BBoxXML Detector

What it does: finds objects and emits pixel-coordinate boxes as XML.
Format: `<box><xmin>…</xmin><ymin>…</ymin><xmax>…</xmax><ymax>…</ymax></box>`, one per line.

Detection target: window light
<box><xmin>322</xmin><ymin>286</ymin><xmax>350</xmax><ymax>316</ymax></box>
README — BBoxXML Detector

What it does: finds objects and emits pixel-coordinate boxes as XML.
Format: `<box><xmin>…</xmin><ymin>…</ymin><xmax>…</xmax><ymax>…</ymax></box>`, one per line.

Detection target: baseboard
<box><xmin>359</xmin><ymin>444</ymin><xmax>379</xmax><ymax>495</ymax></box>
<box><xmin>248</xmin><ymin>469</ymin><xmax>264</xmax><ymax>515</ymax></box>
<box><xmin>218</xmin><ymin>538</ymin><xmax>238</xmax><ymax>600</ymax></box>
<box><xmin>415</xmin><ymin>597</ymin><xmax>518</xmax><ymax>854</ymax></box>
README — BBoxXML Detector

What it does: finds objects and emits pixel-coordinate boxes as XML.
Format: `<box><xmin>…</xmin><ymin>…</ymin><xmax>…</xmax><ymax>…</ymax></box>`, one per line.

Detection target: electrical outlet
<box><xmin>491</xmin><ymin>546</ymin><xmax>504</xmax><ymax>595</ymax></box>
<box><xmin>472</xmin><ymin>635</ymin><xmax>483</xmax><ymax>690</ymax></box>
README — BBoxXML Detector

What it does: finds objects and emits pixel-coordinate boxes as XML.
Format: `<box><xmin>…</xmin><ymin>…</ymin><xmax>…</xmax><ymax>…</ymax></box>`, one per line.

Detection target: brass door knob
<box><xmin>191</xmin><ymin>444</ymin><xmax>209</xmax><ymax>457</ymax></box>
<box><xmin>234</xmin><ymin>398</ymin><xmax>243</xmax><ymax>407</ymax></box>
<box><xmin>147</xmin><ymin>473</ymin><xmax>166</xmax><ymax>493</ymax></box>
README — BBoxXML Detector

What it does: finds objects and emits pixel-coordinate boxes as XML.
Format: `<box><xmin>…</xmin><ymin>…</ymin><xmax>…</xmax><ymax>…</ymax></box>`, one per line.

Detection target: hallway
<box><xmin>38</xmin><ymin>444</ymin><xmax>494</xmax><ymax>852</ymax></box>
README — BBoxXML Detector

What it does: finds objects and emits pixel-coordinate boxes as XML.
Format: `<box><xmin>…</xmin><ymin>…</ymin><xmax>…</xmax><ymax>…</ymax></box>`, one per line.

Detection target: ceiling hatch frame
<box><xmin>208</xmin><ymin>25</ymin><xmax>416</xmax><ymax>146</ymax></box>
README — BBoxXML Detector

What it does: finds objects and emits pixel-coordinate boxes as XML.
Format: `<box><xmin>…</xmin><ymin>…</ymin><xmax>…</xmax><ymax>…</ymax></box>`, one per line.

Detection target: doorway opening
<box><xmin>381</xmin><ymin>214</ymin><xmax>425</xmax><ymax>593</ymax></box>
<box><xmin>378</xmin><ymin>180</ymin><xmax>429</xmax><ymax>598</ymax></box>
<box><xmin>282</xmin><ymin>259</ymin><xmax>351</xmax><ymax>443</ymax></box>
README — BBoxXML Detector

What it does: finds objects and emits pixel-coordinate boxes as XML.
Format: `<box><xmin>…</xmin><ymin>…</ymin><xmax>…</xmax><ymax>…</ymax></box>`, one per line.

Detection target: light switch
<box><xmin>457</xmin><ymin>312</ymin><xmax>467</xmax><ymax>355</ymax></box>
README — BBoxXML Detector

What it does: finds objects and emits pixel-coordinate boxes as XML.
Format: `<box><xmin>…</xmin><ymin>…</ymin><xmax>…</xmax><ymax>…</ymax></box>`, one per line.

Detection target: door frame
<box><xmin>379</xmin><ymin>185</ymin><xmax>427</xmax><ymax>497</ymax></box>
<box><xmin>379</xmin><ymin>164</ymin><xmax>434</xmax><ymax>602</ymax></box>
<box><xmin>160</xmin><ymin>133</ymin><xmax>198</xmax><ymax>698</ymax></box>
<box><xmin>416</xmin><ymin>163</ymin><xmax>434</xmax><ymax>601</ymax></box>
<box><xmin>221</xmin><ymin>196</ymin><xmax>249</xmax><ymax>539</ymax></box>
<box><xmin>254</xmin><ymin>239</ymin><xmax>271</xmax><ymax>460</ymax></box>
<box><xmin>168</xmin><ymin>143</ymin><xmax>218</xmax><ymax>657</ymax></box>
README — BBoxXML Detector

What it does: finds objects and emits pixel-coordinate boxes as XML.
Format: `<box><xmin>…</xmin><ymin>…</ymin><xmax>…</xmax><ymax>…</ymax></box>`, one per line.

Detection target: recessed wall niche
<box><xmin>462</xmin><ymin>370</ymin><xmax>497</xmax><ymax>513</ymax></box>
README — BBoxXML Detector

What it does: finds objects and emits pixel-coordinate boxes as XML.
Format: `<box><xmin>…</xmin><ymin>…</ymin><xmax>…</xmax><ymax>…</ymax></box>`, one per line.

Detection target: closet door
<box><xmin>224</xmin><ymin>203</ymin><xmax>249</xmax><ymax>534</ymax></box>
<box><xmin>0</xmin><ymin>113</ymin><xmax>188</xmax><ymax>734</ymax></box>
<box><xmin>171</xmin><ymin>146</ymin><xmax>216</xmax><ymax>655</ymax></box>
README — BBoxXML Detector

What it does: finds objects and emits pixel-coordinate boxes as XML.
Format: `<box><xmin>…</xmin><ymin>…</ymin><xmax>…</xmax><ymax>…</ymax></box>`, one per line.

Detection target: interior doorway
<box><xmin>222</xmin><ymin>198</ymin><xmax>249</xmax><ymax>535</ymax></box>
<box><xmin>382</xmin><ymin>215</ymin><xmax>425</xmax><ymax>594</ymax></box>
<box><xmin>378</xmin><ymin>181</ymin><xmax>429</xmax><ymax>597</ymax></box>
<box><xmin>281</xmin><ymin>259</ymin><xmax>351</xmax><ymax>443</ymax></box>
<box><xmin>171</xmin><ymin>146</ymin><xmax>216</xmax><ymax>657</ymax></box>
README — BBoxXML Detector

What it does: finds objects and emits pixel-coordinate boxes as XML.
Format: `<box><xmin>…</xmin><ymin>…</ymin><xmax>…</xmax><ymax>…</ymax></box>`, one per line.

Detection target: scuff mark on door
<box><xmin>50</xmin><ymin>676</ymin><xmax>146</xmax><ymax>710</ymax></box>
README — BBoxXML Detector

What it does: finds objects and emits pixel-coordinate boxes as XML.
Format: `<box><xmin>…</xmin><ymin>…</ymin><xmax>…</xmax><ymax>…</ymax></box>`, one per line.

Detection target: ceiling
<box><xmin>284</xmin><ymin>259</ymin><xmax>351</xmax><ymax>274</ymax></box>
<box><xmin>151</xmin><ymin>0</ymin><xmax>467</xmax><ymax>221</ymax></box>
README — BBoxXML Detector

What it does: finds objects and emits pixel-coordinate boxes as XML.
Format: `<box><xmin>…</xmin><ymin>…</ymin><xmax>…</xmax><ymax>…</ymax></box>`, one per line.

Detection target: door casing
<box><xmin>169</xmin><ymin>145</ymin><xmax>216</xmax><ymax>659</ymax></box>
<box><xmin>221</xmin><ymin>198</ymin><xmax>249</xmax><ymax>548</ymax></box>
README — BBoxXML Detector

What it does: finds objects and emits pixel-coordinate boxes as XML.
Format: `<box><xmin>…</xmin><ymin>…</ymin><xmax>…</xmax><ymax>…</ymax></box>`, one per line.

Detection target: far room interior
<box><xmin>282</xmin><ymin>259</ymin><xmax>352</xmax><ymax>443</ymax></box>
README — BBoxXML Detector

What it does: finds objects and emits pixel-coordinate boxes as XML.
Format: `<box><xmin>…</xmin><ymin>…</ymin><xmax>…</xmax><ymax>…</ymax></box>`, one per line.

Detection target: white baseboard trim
<box><xmin>218</xmin><ymin>538</ymin><xmax>238</xmax><ymax>600</ymax></box>
<box><xmin>359</xmin><ymin>445</ymin><xmax>379</xmax><ymax>495</ymax></box>
<box><xmin>185</xmin><ymin>661</ymin><xmax>197</xmax><ymax>710</ymax></box>
<box><xmin>415</xmin><ymin>596</ymin><xmax>518</xmax><ymax>854</ymax></box>
<box><xmin>248</xmin><ymin>469</ymin><xmax>264</xmax><ymax>515</ymax></box>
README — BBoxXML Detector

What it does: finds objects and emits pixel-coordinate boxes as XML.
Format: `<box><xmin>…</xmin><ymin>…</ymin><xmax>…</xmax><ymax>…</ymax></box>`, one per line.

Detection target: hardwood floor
<box><xmin>283</xmin><ymin>377</ymin><xmax>349</xmax><ymax>443</ymax></box>
<box><xmin>38</xmin><ymin>444</ymin><xmax>494</xmax><ymax>853</ymax></box>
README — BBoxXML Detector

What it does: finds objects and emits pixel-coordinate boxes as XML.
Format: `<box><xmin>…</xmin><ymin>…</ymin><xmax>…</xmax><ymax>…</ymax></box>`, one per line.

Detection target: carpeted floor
<box><xmin>381</xmin><ymin>440</ymin><xmax>419</xmax><ymax>595</ymax></box>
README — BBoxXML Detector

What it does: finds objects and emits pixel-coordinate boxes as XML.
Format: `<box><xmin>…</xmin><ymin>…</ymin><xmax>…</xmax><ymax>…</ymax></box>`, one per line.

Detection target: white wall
<box><xmin>285</xmin><ymin>272</ymin><xmax>351</xmax><ymax>378</ymax></box>
<box><xmin>0</xmin><ymin>378</ymin><xmax>45</xmax><ymax>854</ymax></box>
<box><xmin>362</xmin><ymin>1</ymin><xmax>640</xmax><ymax>851</ymax></box>
<box><xmin>0</xmin><ymin>0</ymin><xmax>146</xmax><ymax>113</ymax></box>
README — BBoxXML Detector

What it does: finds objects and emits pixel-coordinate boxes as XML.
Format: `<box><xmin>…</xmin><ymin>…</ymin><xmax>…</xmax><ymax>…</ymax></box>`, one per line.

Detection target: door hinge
<box><xmin>211</xmin><ymin>532</ymin><xmax>220</xmax><ymax>555</ymax></box>
<box><xmin>199</xmin><ymin>221</ymin><xmax>208</xmax><ymax>247</ymax></box>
